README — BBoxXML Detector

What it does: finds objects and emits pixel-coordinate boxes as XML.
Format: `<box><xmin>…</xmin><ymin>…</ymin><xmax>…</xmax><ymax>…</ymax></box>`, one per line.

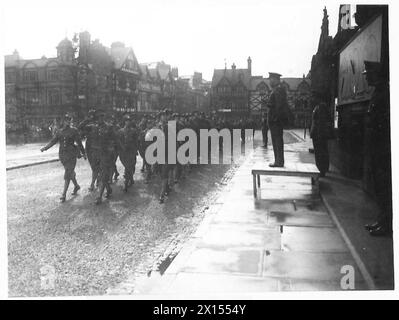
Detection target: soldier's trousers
<box><xmin>99</xmin><ymin>152</ymin><xmax>114</xmax><ymax>194</ymax></box>
<box><xmin>120</xmin><ymin>152</ymin><xmax>137</xmax><ymax>183</ymax></box>
<box><xmin>262</xmin><ymin>127</ymin><xmax>269</xmax><ymax>146</ymax></box>
<box><xmin>269</xmin><ymin>123</ymin><xmax>284</xmax><ymax>165</ymax></box>
<box><xmin>87</xmin><ymin>148</ymin><xmax>101</xmax><ymax>172</ymax></box>
<box><xmin>160</xmin><ymin>164</ymin><xmax>173</xmax><ymax>197</ymax></box>
<box><xmin>312</xmin><ymin>137</ymin><xmax>329</xmax><ymax>175</ymax></box>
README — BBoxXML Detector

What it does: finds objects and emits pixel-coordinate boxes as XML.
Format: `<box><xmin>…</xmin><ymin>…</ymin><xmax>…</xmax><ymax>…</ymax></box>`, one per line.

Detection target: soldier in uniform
<box><xmin>158</xmin><ymin>110</ymin><xmax>172</xmax><ymax>203</ymax></box>
<box><xmin>261</xmin><ymin>112</ymin><xmax>269</xmax><ymax>148</ymax></box>
<box><xmin>117</xmin><ymin>115</ymin><xmax>139</xmax><ymax>192</ymax></box>
<box><xmin>267</xmin><ymin>72</ymin><xmax>288</xmax><ymax>167</ymax></box>
<box><xmin>95</xmin><ymin>111</ymin><xmax>119</xmax><ymax>204</ymax></box>
<box><xmin>78</xmin><ymin>109</ymin><xmax>101</xmax><ymax>191</ymax></box>
<box><xmin>108</xmin><ymin>114</ymin><xmax>120</xmax><ymax>183</ymax></box>
<box><xmin>362</xmin><ymin>61</ymin><xmax>392</xmax><ymax>236</ymax></box>
<box><xmin>310</xmin><ymin>102</ymin><xmax>333</xmax><ymax>177</ymax></box>
<box><xmin>41</xmin><ymin>113</ymin><xmax>86</xmax><ymax>202</ymax></box>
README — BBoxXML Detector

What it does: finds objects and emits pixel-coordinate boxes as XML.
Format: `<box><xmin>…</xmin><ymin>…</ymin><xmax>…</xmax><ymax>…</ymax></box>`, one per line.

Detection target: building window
<box><xmin>5</xmin><ymin>72</ymin><xmax>14</xmax><ymax>83</ymax></box>
<box><xmin>48</xmin><ymin>89</ymin><xmax>60</xmax><ymax>105</ymax></box>
<box><xmin>25</xmin><ymin>90</ymin><xmax>39</xmax><ymax>105</ymax></box>
<box><xmin>47</xmin><ymin>69</ymin><xmax>59</xmax><ymax>81</ymax></box>
<box><xmin>23</xmin><ymin>70</ymin><xmax>38</xmax><ymax>82</ymax></box>
<box><xmin>63</xmin><ymin>90</ymin><xmax>73</xmax><ymax>104</ymax></box>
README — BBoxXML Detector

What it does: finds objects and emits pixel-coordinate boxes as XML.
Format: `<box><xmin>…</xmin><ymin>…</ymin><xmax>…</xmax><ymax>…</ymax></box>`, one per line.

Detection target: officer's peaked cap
<box><xmin>268</xmin><ymin>72</ymin><xmax>282</xmax><ymax>80</ymax></box>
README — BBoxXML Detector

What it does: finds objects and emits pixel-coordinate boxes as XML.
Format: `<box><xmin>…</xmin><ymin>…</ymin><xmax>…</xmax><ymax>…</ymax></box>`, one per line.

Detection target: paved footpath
<box><xmin>131</xmin><ymin>131</ymin><xmax>374</xmax><ymax>296</ymax></box>
<box><xmin>6</xmin><ymin>143</ymin><xmax>59</xmax><ymax>170</ymax></box>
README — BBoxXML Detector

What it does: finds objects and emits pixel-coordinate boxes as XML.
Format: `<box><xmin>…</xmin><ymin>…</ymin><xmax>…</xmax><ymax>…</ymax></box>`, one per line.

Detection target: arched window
<box><xmin>47</xmin><ymin>69</ymin><xmax>59</xmax><ymax>81</ymax></box>
<box><xmin>23</xmin><ymin>70</ymin><xmax>38</xmax><ymax>82</ymax></box>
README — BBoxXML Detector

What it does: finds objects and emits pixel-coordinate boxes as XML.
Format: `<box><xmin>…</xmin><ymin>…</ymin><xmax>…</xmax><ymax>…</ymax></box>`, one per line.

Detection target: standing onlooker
<box><xmin>261</xmin><ymin>112</ymin><xmax>269</xmax><ymax>148</ymax></box>
<box><xmin>310</xmin><ymin>102</ymin><xmax>333</xmax><ymax>177</ymax></box>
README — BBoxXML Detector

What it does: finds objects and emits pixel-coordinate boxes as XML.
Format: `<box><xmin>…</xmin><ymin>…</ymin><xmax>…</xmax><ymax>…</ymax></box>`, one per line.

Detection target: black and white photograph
<box><xmin>0</xmin><ymin>0</ymin><xmax>397</xmax><ymax>301</ymax></box>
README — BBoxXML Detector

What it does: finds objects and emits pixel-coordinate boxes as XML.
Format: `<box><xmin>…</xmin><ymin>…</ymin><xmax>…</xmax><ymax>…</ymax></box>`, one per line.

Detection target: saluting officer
<box><xmin>267</xmin><ymin>72</ymin><xmax>288</xmax><ymax>167</ymax></box>
<box><xmin>41</xmin><ymin>113</ymin><xmax>86</xmax><ymax>202</ymax></box>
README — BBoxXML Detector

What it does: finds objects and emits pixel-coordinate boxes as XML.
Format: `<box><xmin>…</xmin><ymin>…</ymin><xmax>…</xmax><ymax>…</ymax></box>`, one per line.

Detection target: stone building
<box><xmin>109</xmin><ymin>41</ymin><xmax>140</xmax><ymax>113</ymax></box>
<box><xmin>211</xmin><ymin>57</ymin><xmax>310</xmax><ymax>123</ymax></box>
<box><xmin>310</xmin><ymin>5</ymin><xmax>390</xmax><ymax>191</ymax></box>
<box><xmin>210</xmin><ymin>58</ymin><xmax>252</xmax><ymax>114</ymax></box>
<box><xmin>76</xmin><ymin>31</ymin><xmax>113</xmax><ymax>116</ymax></box>
<box><xmin>144</xmin><ymin>61</ymin><xmax>177</xmax><ymax>110</ymax></box>
<box><xmin>4</xmin><ymin>40</ymin><xmax>78</xmax><ymax>143</ymax></box>
<box><xmin>137</xmin><ymin>64</ymin><xmax>161</xmax><ymax>112</ymax></box>
<box><xmin>177</xmin><ymin>72</ymin><xmax>211</xmax><ymax>112</ymax></box>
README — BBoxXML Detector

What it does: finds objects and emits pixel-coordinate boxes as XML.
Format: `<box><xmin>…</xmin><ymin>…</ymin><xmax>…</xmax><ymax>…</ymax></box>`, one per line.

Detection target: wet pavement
<box><xmin>8</xmin><ymin>131</ymin><xmax>296</xmax><ymax>297</ymax></box>
<box><xmin>8</xmin><ymin>130</ymin><xmax>391</xmax><ymax>296</ymax></box>
<box><xmin>6</xmin><ymin>142</ymin><xmax>58</xmax><ymax>169</ymax></box>
<box><xmin>133</xmin><ymin>132</ymin><xmax>369</xmax><ymax>295</ymax></box>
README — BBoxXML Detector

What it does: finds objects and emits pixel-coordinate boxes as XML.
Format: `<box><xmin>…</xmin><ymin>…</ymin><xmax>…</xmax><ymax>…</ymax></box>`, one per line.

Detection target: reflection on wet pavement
<box><xmin>135</xmin><ymin>131</ymin><xmax>367</xmax><ymax>294</ymax></box>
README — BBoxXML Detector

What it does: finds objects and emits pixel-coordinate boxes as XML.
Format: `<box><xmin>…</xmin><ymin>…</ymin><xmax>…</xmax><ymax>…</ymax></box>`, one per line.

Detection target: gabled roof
<box><xmin>211</xmin><ymin>68</ymin><xmax>252</xmax><ymax>89</ymax></box>
<box><xmin>250</xmin><ymin>76</ymin><xmax>270</xmax><ymax>91</ymax></box>
<box><xmin>157</xmin><ymin>62</ymin><xmax>172</xmax><ymax>81</ymax></box>
<box><xmin>141</xmin><ymin>61</ymin><xmax>172</xmax><ymax>81</ymax></box>
<box><xmin>280</xmin><ymin>77</ymin><xmax>310</xmax><ymax>90</ymax></box>
<box><xmin>147</xmin><ymin>67</ymin><xmax>160</xmax><ymax>80</ymax></box>
<box><xmin>110</xmin><ymin>46</ymin><xmax>138</xmax><ymax>70</ymax></box>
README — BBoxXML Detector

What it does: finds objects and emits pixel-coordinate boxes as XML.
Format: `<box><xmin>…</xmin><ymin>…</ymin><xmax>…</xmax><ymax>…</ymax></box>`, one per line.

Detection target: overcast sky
<box><xmin>2</xmin><ymin>0</ymin><xmax>348</xmax><ymax>80</ymax></box>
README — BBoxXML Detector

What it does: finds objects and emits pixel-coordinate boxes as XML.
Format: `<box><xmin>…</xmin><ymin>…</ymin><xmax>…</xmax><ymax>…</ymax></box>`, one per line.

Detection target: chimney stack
<box><xmin>247</xmin><ymin>56</ymin><xmax>252</xmax><ymax>75</ymax></box>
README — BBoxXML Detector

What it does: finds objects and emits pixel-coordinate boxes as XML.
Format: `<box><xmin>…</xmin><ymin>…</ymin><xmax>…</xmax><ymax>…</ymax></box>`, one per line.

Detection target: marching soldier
<box><xmin>78</xmin><ymin>109</ymin><xmax>101</xmax><ymax>191</ymax></box>
<box><xmin>108</xmin><ymin>114</ymin><xmax>120</xmax><ymax>183</ymax></box>
<box><xmin>267</xmin><ymin>72</ymin><xmax>289</xmax><ymax>167</ymax></box>
<box><xmin>41</xmin><ymin>113</ymin><xmax>86</xmax><ymax>202</ymax></box>
<box><xmin>95</xmin><ymin>111</ymin><xmax>119</xmax><ymax>204</ymax></box>
<box><xmin>158</xmin><ymin>110</ymin><xmax>172</xmax><ymax>203</ymax></box>
<box><xmin>117</xmin><ymin>115</ymin><xmax>139</xmax><ymax>192</ymax></box>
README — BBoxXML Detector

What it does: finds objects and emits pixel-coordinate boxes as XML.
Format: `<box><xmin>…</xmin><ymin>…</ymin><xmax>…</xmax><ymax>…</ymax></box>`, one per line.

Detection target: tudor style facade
<box><xmin>210</xmin><ymin>57</ymin><xmax>311</xmax><ymax>124</ymax></box>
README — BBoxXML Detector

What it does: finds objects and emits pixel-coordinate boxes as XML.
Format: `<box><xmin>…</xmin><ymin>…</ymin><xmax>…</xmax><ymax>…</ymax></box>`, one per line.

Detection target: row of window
<box><xmin>21</xmin><ymin>90</ymin><xmax>73</xmax><ymax>105</ymax></box>
<box><xmin>5</xmin><ymin>69</ymin><xmax>70</xmax><ymax>83</ymax></box>
<box><xmin>214</xmin><ymin>86</ymin><xmax>246</xmax><ymax>94</ymax></box>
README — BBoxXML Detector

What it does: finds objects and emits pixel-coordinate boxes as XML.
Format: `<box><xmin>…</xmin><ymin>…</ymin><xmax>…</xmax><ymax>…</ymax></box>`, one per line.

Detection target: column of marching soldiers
<box><xmin>41</xmin><ymin>109</ymin><xmax>258</xmax><ymax>205</ymax></box>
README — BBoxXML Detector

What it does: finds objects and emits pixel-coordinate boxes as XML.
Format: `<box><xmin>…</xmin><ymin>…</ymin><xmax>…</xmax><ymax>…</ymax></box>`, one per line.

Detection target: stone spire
<box><xmin>318</xmin><ymin>7</ymin><xmax>329</xmax><ymax>52</ymax></box>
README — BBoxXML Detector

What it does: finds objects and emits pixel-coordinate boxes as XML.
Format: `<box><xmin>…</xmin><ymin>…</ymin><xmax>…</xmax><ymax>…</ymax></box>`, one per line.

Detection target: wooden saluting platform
<box><xmin>251</xmin><ymin>163</ymin><xmax>320</xmax><ymax>199</ymax></box>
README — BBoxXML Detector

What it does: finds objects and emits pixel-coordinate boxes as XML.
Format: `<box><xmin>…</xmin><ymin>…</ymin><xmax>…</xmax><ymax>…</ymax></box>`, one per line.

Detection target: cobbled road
<box><xmin>7</xmin><ymin>132</ymin><xmax>297</xmax><ymax>296</ymax></box>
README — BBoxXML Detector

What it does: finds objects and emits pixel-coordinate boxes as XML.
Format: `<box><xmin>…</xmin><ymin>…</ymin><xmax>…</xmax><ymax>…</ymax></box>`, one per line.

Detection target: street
<box><xmin>7</xmin><ymin>131</ymin><xmax>297</xmax><ymax>296</ymax></box>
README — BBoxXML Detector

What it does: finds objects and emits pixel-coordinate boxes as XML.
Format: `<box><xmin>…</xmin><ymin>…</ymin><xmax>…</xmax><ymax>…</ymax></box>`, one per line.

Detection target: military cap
<box><xmin>63</xmin><ymin>113</ymin><xmax>73</xmax><ymax>121</ymax></box>
<box><xmin>268</xmin><ymin>72</ymin><xmax>282</xmax><ymax>80</ymax></box>
<box><xmin>362</xmin><ymin>60</ymin><xmax>381</xmax><ymax>74</ymax></box>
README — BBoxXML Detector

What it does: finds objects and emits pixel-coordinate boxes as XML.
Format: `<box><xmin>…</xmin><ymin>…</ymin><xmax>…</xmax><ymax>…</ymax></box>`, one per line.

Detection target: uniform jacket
<box><xmin>43</xmin><ymin>126</ymin><xmax>85</xmax><ymax>161</ymax></box>
<box><xmin>267</xmin><ymin>84</ymin><xmax>289</xmax><ymax>126</ymax></box>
